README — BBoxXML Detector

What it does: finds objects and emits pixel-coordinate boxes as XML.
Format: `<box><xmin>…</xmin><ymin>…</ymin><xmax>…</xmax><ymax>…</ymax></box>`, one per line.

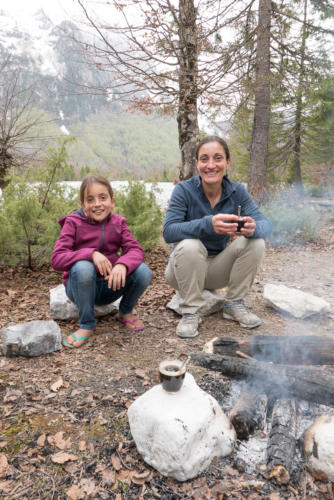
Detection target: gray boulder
<box><xmin>50</xmin><ymin>284</ymin><xmax>119</xmax><ymax>320</ymax></box>
<box><xmin>167</xmin><ymin>290</ymin><xmax>225</xmax><ymax>317</ymax></box>
<box><xmin>264</xmin><ymin>283</ymin><xmax>330</xmax><ymax>319</ymax></box>
<box><xmin>2</xmin><ymin>320</ymin><xmax>62</xmax><ymax>357</ymax></box>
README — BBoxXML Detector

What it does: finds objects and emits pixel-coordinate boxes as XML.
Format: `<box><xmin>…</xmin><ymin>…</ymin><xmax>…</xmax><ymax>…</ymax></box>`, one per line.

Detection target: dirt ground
<box><xmin>1</xmin><ymin>212</ymin><xmax>334</xmax><ymax>499</ymax></box>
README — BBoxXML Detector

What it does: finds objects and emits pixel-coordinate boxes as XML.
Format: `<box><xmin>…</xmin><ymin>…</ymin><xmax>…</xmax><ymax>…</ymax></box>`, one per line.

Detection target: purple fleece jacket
<box><xmin>50</xmin><ymin>209</ymin><xmax>144</xmax><ymax>285</ymax></box>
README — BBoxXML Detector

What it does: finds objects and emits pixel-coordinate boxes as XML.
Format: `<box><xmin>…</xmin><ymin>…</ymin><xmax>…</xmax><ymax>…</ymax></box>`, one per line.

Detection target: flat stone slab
<box><xmin>304</xmin><ymin>415</ymin><xmax>334</xmax><ymax>481</ymax></box>
<box><xmin>2</xmin><ymin>320</ymin><xmax>62</xmax><ymax>357</ymax></box>
<box><xmin>128</xmin><ymin>373</ymin><xmax>236</xmax><ymax>481</ymax></box>
<box><xmin>167</xmin><ymin>290</ymin><xmax>225</xmax><ymax>317</ymax></box>
<box><xmin>263</xmin><ymin>283</ymin><xmax>330</xmax><ymax>319</ymax></box>
<box><xmin>50</xmin><ymin>284</ymin><xmax>119</xmax><ymax>320</ymax></box>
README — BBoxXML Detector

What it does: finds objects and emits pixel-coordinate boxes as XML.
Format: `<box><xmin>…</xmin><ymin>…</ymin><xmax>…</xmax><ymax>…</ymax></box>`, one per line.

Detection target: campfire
<box><xmin>192</xmin><ymin>335</ymin><xmax>334</xmax><ymax>484</ymax></box>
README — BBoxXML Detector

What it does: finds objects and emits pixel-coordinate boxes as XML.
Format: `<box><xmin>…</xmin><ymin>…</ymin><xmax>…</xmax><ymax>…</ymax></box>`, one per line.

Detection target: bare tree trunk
<box><xmin>292</xmin><ymin>0</ymin><xmax>308</xmax><ymax>194</ymax></box>
<box><xmin>293</xmin><ymin>102</ymin><xmax>303</xmax><ymax>193</ymax></box>
<box><xmin>0</xmin><ymin>150</ymin><xmax>13</xmax><ymax>189</ymax></box>
<box><xmin>178</xmin><ymin>0</ymin><xmax>199</xmax><ymax>180</ymax></box>
<box><xmin>248</xmin><ymin>0</ymin><xmax>271</xmax><ymax>201</ymax></box>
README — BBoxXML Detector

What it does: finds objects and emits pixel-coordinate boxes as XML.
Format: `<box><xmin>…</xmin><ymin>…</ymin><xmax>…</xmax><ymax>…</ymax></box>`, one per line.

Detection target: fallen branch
<box><xmin>204</xmin><ymin>336</ymin><xmax>334</xmax><ymax>365</ymax></box>
<box><xmin>191</xmin><ymin>353</ymin><xmax>334</xmax><ymax>407</ymax></box>
<box><xmin>267</xmin><ymin>398</ymin><xmax>296</xmax><ymax>484</ymax></box>
<box><xmin>230</xmin><ymin>391</ymin><xmax>267</xmax><ymax>440</ymax></box>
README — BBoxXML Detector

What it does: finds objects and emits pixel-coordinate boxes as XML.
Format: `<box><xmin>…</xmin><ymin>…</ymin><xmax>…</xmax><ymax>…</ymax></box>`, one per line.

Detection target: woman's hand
<box><xmin>240</xmin><ymin>216</ymin><xmax>256</xmax><ymax>237</ymax></box>
<box><xmin>92</xmin><ymin>251</ymin><xmax>113</xmax><ymax>277</ymax></box>
<box><xmin>212</xmin><ymin>213</ymin><xmax>239</xmax><ymax>235</ymax></box>
<box><xmin>106</xmin><ymin>263</ymin><xmax>127</xmax><ymax>290</ymax></box>
<box><xmin>212</xmin><ymin>214</ymin><xmax>256</xmax><ymax>237</ymax></box>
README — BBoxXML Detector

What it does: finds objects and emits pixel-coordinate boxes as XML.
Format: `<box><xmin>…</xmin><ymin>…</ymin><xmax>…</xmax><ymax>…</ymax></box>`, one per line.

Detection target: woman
<box><xmin>163</xmin><ymin>135</ymin><xmax>272</xmax><ymax>338</ymax></box>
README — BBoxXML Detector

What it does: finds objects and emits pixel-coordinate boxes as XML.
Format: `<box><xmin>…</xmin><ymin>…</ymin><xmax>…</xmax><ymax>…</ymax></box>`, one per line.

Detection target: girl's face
<box><xmin>82</xmin><ymin>182</ymin><xmax>114</xmax><ymax>222</ymax></box>
<box><xmin>196</xmin><ymin>141</ymin><xmax>230</xmax><ymax>189</ymax></box>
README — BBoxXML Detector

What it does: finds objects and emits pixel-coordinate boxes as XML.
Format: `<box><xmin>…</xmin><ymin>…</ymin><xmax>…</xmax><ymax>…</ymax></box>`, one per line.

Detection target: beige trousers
<box><xmin>165</xmin><ymin>237</ymin><xmax>265</xmax><ymax>314</ymax></box>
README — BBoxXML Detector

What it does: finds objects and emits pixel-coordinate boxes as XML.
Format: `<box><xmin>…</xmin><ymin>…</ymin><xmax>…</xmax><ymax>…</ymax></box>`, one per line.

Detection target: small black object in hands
<box><xmin>236</xmin><ymin>217</ymin><xmax>245</xmax><ymax>234</ymax></box>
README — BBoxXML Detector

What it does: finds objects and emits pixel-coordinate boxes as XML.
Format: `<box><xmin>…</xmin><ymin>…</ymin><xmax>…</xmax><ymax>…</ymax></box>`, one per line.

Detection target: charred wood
<box><xmin>235</xmin><ymin>350</ymin><xmax>253</xmax><ymax>360</ymax></box>
<box><xmin>230</xmin><ymin>391</ymin><xmax>267</xmax><ymax>440</ymax></box>
<box><xmin>267</xmin><ymin>398</ymin><xmax>296</xmax><ymax>484</ymax></box>
<box><xmin>204</xmin><ymin>335</ymin><xmax>334</xmax><ymax>365</ymax></box>
<box><xmin>191</xmin><ymin>353</ymin><xmax>334</xmax><ymax>407</ymax></box>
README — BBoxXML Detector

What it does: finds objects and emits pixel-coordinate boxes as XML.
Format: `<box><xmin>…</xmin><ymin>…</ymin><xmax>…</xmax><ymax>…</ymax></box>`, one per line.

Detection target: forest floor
<box><xmin>1</xmin><ymin>204</ymin><xmax>334</xmax><ymax>500</ymax></box>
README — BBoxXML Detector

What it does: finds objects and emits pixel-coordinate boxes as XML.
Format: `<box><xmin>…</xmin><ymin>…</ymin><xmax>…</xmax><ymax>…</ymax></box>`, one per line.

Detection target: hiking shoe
<box><xmin>223</xmin><ymin>300</ymin><xmax>262</xmax><ymax>329</ymax></box>
<box><xmin>176</xmin><ymin>313</ymin><xmax>202</xmax><ymax>338</ymax></box>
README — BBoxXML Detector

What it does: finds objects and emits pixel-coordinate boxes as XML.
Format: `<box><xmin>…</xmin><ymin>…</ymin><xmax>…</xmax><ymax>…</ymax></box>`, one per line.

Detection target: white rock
<box><xmin>2</xmin><ymin>320</ymin><xmax>61</xmax><ymax>357</ymax></box>
<box><xmin>263</xmin><ymin>284</ymin><xmax>330</xmax><ymax>319</ymax></box>
<box><xmin>167</xmin><ymin>290</ymin><xmax>225</xmax><ymax>317</ymax></box>
<box><xmin>127</xmin><ymin>373</ymin><xmax>236</xmax><ymax>481</ymax></box>
<box><xmin>49</xmin><ymin>284</ymin><xmax>120</xmax><ymax>320</ymax></box>
<box><xmin>304</xmin><ymin>414</ymin><xmax>334</xmax><ymax>481</ymax></box>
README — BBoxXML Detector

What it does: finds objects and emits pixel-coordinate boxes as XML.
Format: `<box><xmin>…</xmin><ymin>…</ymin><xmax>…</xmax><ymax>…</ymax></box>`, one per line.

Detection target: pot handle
<box><xmin>178</xmin><ymin>353</ymin><xmax>191</xmax><ymax>370</ymax></box>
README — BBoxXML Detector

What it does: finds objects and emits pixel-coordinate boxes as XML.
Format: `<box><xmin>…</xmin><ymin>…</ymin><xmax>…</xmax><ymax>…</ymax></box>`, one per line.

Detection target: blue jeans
<box><xmin>65</xmin><ymin>261</ymin><xmax>153</xmax><ymax>330</ymax></box>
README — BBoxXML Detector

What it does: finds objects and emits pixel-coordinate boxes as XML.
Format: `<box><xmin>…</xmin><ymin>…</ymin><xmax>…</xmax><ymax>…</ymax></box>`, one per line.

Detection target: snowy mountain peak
<box><xmin>0</xmin><ymin>7</ymin><xmax>61</xmax><ymax>76</ymax></box>
<box><xmin>0</xmin><ymin>7</ymin><xmax>108</xmax><ymax>122</ymax></box>
<box><xmin>33</xmin><ymin>8</ymin><xmax>54</xmax><ymax>31</ymax></box>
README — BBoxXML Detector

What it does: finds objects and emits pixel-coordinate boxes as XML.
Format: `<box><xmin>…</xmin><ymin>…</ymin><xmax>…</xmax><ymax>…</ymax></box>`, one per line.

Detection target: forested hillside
<box><xmin>1</xmin><ymin>3</ymin><xmax>333</xmax><ymax>188</ymax></box>
<box><xmin>0</xmin><ymin>8</ymin><xmax>179</xmax><ymax>182</ymax></box>
<box><xmin>67</xmin><ymin>111</ymin><xmax>179</xmax><ymax>180</ymax></box>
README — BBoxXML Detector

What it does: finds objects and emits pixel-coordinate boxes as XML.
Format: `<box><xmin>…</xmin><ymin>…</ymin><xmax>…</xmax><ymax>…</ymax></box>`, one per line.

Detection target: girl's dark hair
<box><xmin>80</xmin><ymin>174</ymin><xmax>113</xmax><ymax>204</ymax></box>
<box><xmin>195</xmin><ymin>135</ymin><xmax>230</xmax><ymax>161</ymax></box>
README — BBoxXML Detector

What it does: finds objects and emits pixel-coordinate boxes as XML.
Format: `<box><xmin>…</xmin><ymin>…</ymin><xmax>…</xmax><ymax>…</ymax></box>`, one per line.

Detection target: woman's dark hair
<box><xmin>80</xmin><ymin>174</ymin><xmax>113</xmax><ymax>204</ymax></box>
<box><xmin>195</xmin><ymin>135</ymin><xmax>230</xmax><ymax>161</ymax></box>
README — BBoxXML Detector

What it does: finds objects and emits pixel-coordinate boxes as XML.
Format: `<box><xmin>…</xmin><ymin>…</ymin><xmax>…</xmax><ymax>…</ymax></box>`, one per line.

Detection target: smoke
<box><xmin>260</xmin><ymin>185</ymin><xmax>334</xmax><ymax>247</ymax></box>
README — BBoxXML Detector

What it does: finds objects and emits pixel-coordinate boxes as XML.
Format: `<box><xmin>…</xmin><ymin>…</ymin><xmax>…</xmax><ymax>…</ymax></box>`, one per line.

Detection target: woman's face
<box><xmin>196</xmin><ymin>141</ymin><xmax>230</xmax><ymax>189</ymax></box>
<box><xmin>82</xmin><ymin>182</ymin><xmax>114</xmax><ymax>222</ymax></box>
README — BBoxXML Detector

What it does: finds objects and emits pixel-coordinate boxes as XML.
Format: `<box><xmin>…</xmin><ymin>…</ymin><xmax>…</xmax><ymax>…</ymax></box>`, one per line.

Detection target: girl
<box><xmin>51</xmin><ymin>174</ymin><xmax>153</xmax><ymax>348</ymax></box>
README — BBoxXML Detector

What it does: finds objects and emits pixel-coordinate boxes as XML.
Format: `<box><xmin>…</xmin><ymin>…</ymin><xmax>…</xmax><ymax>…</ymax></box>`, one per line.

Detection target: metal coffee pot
<box><xmin>159</xmin><ymin>353</ymin><xmax>190</xmax><ymax>392</ymax></box>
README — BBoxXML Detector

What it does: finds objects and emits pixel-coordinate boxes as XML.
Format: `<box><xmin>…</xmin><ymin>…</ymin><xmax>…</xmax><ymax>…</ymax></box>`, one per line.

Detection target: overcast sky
<box><xmin>0</xmin><ymin>0</ymin><xmax>99</xmax><ymax>24</ymax></box>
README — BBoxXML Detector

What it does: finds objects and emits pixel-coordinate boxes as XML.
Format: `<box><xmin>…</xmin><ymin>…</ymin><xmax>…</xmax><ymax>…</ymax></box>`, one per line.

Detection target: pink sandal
<box><xmin>115</xmin><ymin>314</ymin><xmax>145</xmax><ymax>332</ymax></box>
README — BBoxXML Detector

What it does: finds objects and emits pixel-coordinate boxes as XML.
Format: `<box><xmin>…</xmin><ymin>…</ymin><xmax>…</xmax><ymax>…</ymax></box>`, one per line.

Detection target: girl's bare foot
<box><xmin>64</xmin><ymin>329</ymin><xmax>94</xmax><ymax>348</ymax></box>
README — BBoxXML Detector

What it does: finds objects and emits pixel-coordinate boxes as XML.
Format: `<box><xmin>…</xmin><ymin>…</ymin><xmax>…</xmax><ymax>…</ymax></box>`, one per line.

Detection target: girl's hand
<box><xmin>212</xmin><ymin>213</ymin><xmax>239</xmax><ymax>235</ymax></box>
<box><xmin>106</xmin><ymin>263</ymin><xmax>127</xmax><ymax>290</ymax></box>
<box><xmin>92</xmin><ymin>251</ymin><xmax>113</xmax><ymax>277</ymax></box>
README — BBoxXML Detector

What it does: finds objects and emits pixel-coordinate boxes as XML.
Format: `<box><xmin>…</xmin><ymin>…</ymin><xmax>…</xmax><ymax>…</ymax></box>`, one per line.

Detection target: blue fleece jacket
<box><xmin>163</xmin><ymin>175</ymin><xmax>272</xmax><ymax>255</ymax></box>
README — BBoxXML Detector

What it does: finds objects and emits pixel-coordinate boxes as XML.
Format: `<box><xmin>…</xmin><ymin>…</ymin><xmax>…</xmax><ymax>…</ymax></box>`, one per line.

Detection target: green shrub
<box><xmin>261</xmin><ymin>188</ymin><xmax>322</xmax><ymax>246</ymax></box>
<box><xmin>114</xmin><ymin>180</ymin><xmax>163</xmax><ymax>251</ymax></box>
<box><xmin>0</xmin><ymin>139</ymin><xmax>78</xmax><ymax>268</ymax></box>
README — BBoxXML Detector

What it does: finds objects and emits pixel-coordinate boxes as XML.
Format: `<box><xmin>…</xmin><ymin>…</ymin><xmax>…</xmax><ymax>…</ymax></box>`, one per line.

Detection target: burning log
<box><xmin>267</xmin><ymin>398</ymin><xmax>296</xmax><ymax>484</ymax></box>
<box><xmin>229</xmin><ymin>391</ymin><xmax>267</xmax><ymax>440</ymax></box>
<box><xmin>204</xmin><ymin>335</ymin><xmax>334</xmax><ymax>365</ymax></box>
<box><xmin>191</xmin><ymin>353</ymin><xmax>334</xmax><ymax>408</ymax></box>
